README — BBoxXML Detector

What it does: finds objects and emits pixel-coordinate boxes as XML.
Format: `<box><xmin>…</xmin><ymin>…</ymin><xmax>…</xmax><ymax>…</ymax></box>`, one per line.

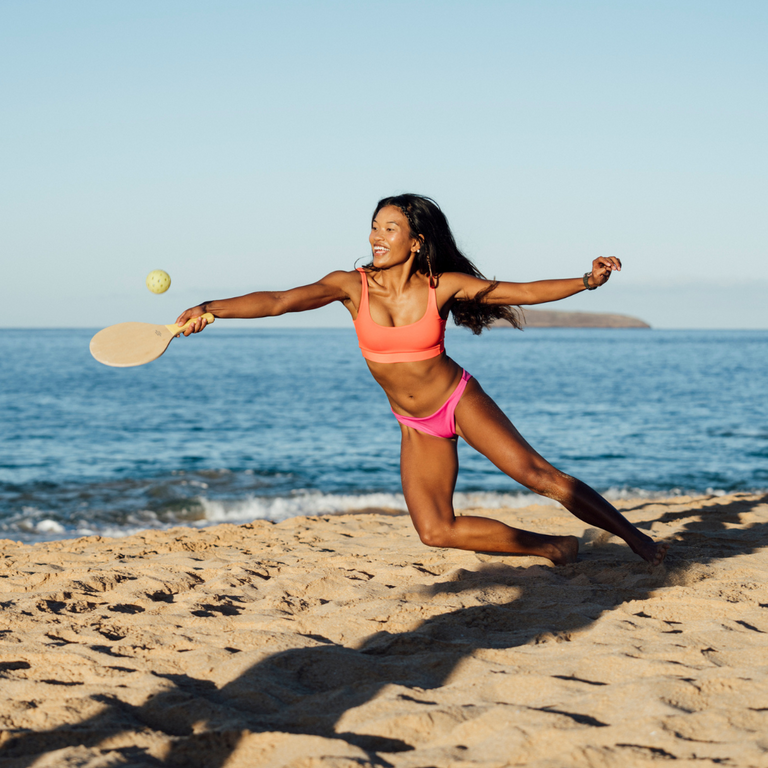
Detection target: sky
<box><xmin>2</xmin><ymin>1</ymin><xmax>766</xmax><ymax>329</ymax></box>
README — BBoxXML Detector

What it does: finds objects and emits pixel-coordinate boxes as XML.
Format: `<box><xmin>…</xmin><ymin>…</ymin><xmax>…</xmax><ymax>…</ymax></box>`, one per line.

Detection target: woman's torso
<box><xmin>348</xmin><ymin>268</ymin><xmax>464</xmax><ymax>417</ymax></box>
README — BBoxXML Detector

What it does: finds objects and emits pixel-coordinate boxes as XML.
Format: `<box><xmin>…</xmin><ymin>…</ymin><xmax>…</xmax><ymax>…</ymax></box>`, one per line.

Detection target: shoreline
<box><xmin>2</xmin><ymin>492</ymin><xmax>768</xmax><ymax>766</ymax></box>
<box><xmin>7</xmin><ymin>488</ymin><xmax>763</xmax><ymax>547</ymax></box>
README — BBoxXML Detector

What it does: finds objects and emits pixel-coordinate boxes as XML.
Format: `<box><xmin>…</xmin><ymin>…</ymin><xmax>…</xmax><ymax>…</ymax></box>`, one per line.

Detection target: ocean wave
<box><xmin>193</xmin><ymin>486</ymin><xmax>733</xmax><ymax>526</ymax></box>
<box><xmin>0</xmin><ymin>486</ymin><xmax>741</xmax><ymax>543</ymax></box>
<box><xmin>195</xmin><ymin>490</ymin><xmax>560</xmax><ymax>525</ymax></box>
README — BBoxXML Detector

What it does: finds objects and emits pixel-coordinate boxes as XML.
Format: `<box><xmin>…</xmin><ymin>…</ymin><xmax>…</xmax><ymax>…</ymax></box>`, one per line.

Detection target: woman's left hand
<box><xmin>589</xmin><ymin>256</ymin><xmax>622</xmax><ymax>288</ymax></box>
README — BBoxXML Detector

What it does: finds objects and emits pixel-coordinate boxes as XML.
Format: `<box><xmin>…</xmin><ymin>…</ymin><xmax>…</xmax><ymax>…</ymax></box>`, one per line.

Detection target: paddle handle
<box><xmin>166</xmin><ymin>312</ymin><xmax>215</xmax><ymax>335</ymax></box>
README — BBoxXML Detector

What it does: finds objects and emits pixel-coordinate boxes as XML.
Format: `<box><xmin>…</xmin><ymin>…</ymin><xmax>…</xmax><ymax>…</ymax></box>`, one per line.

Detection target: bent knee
<box><xmin>415</xmin><ymin>523</ymin><xmax>454</xmax><ymax>549</ymax></box>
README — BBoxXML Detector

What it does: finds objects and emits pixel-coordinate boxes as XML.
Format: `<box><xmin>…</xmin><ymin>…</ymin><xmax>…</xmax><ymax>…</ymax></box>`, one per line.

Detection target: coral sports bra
<box><xmin>354</xmin><ymin>268</ymin><xmax>446</xmax><ymax>364</ymax></box>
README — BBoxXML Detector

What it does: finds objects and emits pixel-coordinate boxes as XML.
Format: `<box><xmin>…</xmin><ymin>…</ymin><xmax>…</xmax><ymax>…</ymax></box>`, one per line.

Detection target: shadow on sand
<box><xmin>2</xmin><ymin>494</ymin><xmax>767</xmax><ymax>766</ymax></box>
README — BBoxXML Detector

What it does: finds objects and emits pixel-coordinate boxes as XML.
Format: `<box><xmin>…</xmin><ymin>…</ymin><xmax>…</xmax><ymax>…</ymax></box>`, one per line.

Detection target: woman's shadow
<box><xmin>2</xmin><ymin>493</ymin><xmax>766</xmax><ymax>767</ymax></box>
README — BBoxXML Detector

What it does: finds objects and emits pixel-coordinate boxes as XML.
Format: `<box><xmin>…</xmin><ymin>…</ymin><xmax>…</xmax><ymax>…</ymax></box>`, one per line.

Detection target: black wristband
<box><xmin>583</xmin><ymin>273</ymin><xmax>597</xmax><ymax>291</ymax></box>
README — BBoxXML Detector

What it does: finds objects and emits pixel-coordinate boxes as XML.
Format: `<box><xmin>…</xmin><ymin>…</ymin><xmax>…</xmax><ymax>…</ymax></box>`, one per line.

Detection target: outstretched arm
<box><xmin>447</xmin><ymin>256</ymin><xmax>621</xmax><ymax>306</ymax></box>
<box><xmin>174</xmin><ymin>271</ymin><xmax>354</xmax><ymax>335</ymax></box>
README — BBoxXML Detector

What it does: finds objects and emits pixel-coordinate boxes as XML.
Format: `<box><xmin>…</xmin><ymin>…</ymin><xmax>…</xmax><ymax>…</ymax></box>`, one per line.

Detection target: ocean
<box><xmin>1</xmin><ymin>327</ymin><xmax>766</xmax><ymax>543</ymax></box>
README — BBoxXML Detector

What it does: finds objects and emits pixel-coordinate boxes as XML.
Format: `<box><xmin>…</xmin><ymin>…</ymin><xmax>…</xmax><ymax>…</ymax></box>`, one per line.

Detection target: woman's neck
<box><xmin>369</xmin><ymin>259</ymin><xmax>422</xmax><ymax>295</ymax></box>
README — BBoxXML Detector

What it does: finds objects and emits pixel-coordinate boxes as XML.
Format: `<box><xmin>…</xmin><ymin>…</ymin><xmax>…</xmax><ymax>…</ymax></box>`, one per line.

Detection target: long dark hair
<box><xmin>366</xmin><ymin>193</ymin><xmax>521</xmax><ymax>334</ymax></box>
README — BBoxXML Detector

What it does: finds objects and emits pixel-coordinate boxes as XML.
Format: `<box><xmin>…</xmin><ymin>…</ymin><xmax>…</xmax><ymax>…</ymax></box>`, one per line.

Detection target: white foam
<box><xmin>35</xmin><ymin>519</ymin><xmax>65</xmax><ymax>534</ymax></box>
<box><xmin>190</xmin><ymin>486</ymin><xmax>734</xmax><ymax>527</ymax></box>
<box><xmin>601</xmin><ymin>486</ymin><xmax>729</xmax><ymax>501</ymax></box>
<box><xmin>193</xmin><ymin>490</ymin><xmax>554</xmax><ymax>526</ymax></box>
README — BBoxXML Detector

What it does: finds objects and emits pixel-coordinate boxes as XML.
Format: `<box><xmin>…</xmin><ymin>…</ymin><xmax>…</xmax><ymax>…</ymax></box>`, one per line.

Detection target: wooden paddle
<box><xmin>89</xmin><ymin>313</ymin><xmax>215</xmax><ymax>367</ymax></box>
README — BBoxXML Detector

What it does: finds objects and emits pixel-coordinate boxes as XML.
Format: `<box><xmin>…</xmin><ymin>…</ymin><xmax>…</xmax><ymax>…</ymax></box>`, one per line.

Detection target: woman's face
<box><xmin>369</xmin><ymin>206</ymin><xmax>420</xmax><ymax>269</ymax></box>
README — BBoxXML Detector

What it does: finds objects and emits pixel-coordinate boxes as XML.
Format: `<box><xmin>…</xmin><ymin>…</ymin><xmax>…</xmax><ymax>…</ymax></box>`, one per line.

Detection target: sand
<box><xmin>2</xmin><ymin>492</ymin><xmax>768</xmax><ymax>768</ymax></box>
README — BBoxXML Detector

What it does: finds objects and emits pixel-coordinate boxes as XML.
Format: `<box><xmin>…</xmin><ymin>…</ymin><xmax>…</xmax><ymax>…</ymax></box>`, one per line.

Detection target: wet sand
<box><xmin>1</xmin><ymin>492</ymin><xmax>768</xmax><ymax>767</ymax></box>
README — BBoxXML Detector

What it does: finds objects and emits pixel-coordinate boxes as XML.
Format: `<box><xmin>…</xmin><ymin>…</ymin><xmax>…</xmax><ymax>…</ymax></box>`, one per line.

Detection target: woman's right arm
<box><xmin>175</xmin><ymin>271</ymin><xmax>354</xmax><ymax>335</ymax></box>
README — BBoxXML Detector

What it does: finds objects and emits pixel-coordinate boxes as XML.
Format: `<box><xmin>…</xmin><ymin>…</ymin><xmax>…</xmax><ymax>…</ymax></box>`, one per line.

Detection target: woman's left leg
<box><xmin>454</xmin><ymin>378</ymin><xmax>668</xmax><ymax>565</ymax></box>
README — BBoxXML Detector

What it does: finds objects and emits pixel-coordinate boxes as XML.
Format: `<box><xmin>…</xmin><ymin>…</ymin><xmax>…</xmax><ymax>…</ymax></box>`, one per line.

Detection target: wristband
<box><xmin>583</xmin><ymin>273</ymin><xmax>597</xmax><ymax>291</ymax></box>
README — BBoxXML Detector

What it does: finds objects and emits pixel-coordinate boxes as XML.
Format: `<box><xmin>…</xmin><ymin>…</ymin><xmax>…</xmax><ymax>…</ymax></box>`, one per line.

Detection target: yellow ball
<box><xmin>146</xmin><ymin>269</ymin><xmax>171</xmax><ymax>294</ymax></box>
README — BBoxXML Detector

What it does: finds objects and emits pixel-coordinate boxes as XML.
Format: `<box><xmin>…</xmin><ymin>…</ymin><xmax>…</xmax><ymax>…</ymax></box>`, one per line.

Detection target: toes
<box><xmin>653</xmin><ymin>543</ymin><xmax>670</xmax><ymax>566</ymax></box>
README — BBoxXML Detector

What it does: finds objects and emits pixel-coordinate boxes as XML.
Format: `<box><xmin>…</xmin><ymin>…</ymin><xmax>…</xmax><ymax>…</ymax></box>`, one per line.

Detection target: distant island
<box><xmin>492</xmin><ymin>309</ymin><xmax>650</xmax><ymax>329</ymax></box>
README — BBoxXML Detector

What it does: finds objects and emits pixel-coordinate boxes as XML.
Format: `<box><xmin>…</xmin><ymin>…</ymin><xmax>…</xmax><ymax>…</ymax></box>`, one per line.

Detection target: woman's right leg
<box><xmin>399</xmin><ymin>426</ymin><xmax>579</xmax><ymax>564</ymax></box>
<box><xmin>454</xmin><ymin>379</ymin><xmax>668</xmax><ymax>565</ymax></box>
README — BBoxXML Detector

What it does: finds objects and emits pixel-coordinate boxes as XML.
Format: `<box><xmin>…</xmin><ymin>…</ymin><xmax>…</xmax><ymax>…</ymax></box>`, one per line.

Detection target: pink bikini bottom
<box><xmin>392</xmin><ymin>370</ymin><xmax>472</xmax><ymax>439</ymax></box>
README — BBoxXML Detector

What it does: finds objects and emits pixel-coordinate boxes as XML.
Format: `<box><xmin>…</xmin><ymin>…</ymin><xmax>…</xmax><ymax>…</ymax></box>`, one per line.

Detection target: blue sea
<box><xmin>1</xmin><ymin>327</ymin><xmax>766</xmax><ymax>543</ymax></box>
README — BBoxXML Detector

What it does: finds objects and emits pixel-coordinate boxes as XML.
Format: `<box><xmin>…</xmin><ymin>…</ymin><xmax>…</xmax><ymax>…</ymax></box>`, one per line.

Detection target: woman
<box><xmin>177</xmin><ymin>194</ymin><xmax>668</xmax><ymax>566</ymax></box>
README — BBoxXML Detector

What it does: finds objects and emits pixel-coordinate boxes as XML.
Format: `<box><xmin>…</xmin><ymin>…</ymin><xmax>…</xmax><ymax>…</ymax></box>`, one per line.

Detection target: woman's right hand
<box><xmin>175</xmin><ymin>306</ymin><xmax>210</xmax><ymax>336</ymax></box>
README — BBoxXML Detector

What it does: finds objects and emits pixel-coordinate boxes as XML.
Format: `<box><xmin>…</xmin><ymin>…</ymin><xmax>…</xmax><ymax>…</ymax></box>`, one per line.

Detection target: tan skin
<box><xmin>177</xmin><ymin>206</ymin><xmax>668</xmax><ymax>566</ymax></box>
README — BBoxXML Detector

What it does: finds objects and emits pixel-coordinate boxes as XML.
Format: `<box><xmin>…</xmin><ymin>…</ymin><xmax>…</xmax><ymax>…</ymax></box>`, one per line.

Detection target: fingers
<box><xmin>593</xmin><ymin>256</ymin><xmax>622</xmax><ymax>272</ymax></box>
<box><xmin>589</xmin><ymin>256</ymin><xmax>621</xmax><ymax>288</ymax></box>
<box><xmin>183</xmin><ymin>315</ymin><xmax>208</xmax><ymax>336</ymax></box>
<box><xmin>175</xmin><ymin>307</ymin><xmax>207</xmax><ymax>336</ymax></box>
<box><xmin>175</xmin><ymin>309</ymin><xmax>193</xmax><ymax>326</ymax></box>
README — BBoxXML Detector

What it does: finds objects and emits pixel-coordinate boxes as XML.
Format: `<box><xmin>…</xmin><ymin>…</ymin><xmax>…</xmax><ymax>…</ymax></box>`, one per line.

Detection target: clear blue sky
<box><xmin>2</xmin><ymin>1</ymin><xmax>766</xmax><ymax>328</ymax></box>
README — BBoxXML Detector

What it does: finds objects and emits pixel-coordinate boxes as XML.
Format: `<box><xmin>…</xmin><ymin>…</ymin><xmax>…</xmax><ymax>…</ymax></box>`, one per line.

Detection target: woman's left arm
<box><xmin>449</xmin><ymin>256</ymin><xmax>622</xmax><ymax>305</ymax></box>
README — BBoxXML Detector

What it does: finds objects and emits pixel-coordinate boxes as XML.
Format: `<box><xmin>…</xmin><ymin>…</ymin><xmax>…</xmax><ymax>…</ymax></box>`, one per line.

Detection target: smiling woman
<box><xmin>175</xmin><ymin>193</ymin><xmax>668</xmax><ymax>567</ymax></box>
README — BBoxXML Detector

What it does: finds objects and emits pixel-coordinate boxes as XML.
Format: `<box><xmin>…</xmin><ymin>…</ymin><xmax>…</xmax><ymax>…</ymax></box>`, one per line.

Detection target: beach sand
<box><xmin>2</xmin><ymin>492</ymin><xmax>768</xmax><ymax>767</ymax></box>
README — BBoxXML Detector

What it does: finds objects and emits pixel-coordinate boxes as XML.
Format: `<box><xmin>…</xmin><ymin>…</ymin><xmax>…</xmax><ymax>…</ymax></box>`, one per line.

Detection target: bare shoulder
<box><xmin>317</xmin><ymin>269</ymin><xmax>361</xmax><ymax>297</ymax></box>
<box><xmin>319</xmin><ymin>268</ymin><xmax>359</xmax><ymax>285</ymax></box>
<box><xmin>436</xmin><ymin>271</ymin><xmax>489</xmax><ymax>300</ymax></box>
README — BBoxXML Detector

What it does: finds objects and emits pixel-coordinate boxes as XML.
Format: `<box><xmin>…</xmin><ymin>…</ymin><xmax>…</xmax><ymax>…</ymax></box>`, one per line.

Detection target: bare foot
<box><xmin>630</xmin><ymin>533</ymin><xmax>669</xmax><ymax>566</ymax></box>
<box><xmin>546</xmin><ymin>535</ymin><xmax>579</xmax><ymax>566</ymax></box>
